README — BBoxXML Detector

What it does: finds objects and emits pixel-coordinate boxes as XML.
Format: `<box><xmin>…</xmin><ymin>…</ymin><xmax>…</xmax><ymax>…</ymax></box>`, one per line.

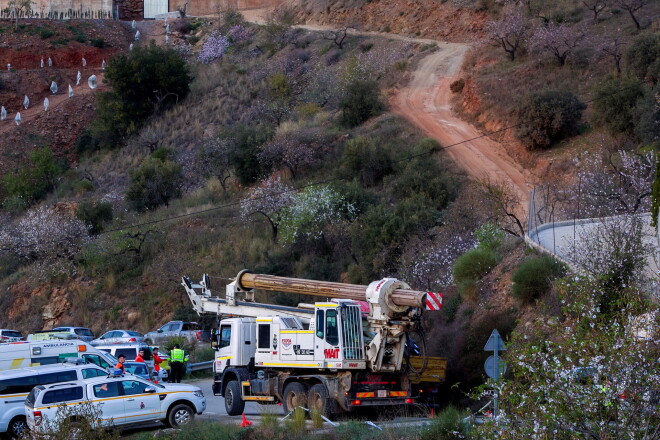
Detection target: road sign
<box><xmin>484</xmin><ymin>329</ymin><xmax>507</xmax><ymax>352</ymax></box>
<box><xmin>484</xmin><ymin>355</ymin><xmax>507</xmax><ymax>380</ymax></box>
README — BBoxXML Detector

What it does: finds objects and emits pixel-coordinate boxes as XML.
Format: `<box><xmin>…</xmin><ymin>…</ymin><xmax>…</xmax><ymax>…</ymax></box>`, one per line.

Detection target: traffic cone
<box><xmin>240</xmin><ymin>413</ymin><xmax>253</xmax><ymax>428</ymax></box>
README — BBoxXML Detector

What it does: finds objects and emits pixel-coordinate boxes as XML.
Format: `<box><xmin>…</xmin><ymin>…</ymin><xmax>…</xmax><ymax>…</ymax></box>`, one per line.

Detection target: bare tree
<box><xmin>197</xmin><ymin>137</ymin><xmax>232</xmax><ymax>194</ymax></box>
<box><xmin>581</xmin><ymin>0</ymin><xmax>608</xmax><ymax>21</ymax></box>
<box><xmin>476</xmin><ymin>179</ymin><xmax>526</xmax><ymax>237</ymax></box>
<box><xmin>485</xmin><ymin>5</ymin><xmax>530</xmax><ymax>61</ymax></box>
<box><xmin>613</xmin><ymin>0</ymin><xmax>650</xmax><ymax>30</ymax></box>
<box><xmin>258</xmin><ymin>131</ymin><xmax>321</xmax><ymax>179</ymax></box>
<box><xmin>324</xmin><ymin>27</ymin><xmax>352</xmax><ymax>50</ymax></box>
<box><xmin>530</xmin><ymin>22</ymin><xmax>588</xmax><ymax>66</ymax></box>
<box><xmin>240</xmin><ymin>175</ymin><xmax>294</xmax><ymax>240</ymax></box>
<box><xmin>598</xmin><ymin>33</ymin><xmax>626</xmax><ymax>75</ymax></box>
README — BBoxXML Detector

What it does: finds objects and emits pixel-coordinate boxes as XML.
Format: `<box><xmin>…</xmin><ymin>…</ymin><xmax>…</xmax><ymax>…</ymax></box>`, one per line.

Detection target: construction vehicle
<box><xmin>182</xmin><ymin>271</ymin><xmax>446</xmax><ymax>417</ymax></box>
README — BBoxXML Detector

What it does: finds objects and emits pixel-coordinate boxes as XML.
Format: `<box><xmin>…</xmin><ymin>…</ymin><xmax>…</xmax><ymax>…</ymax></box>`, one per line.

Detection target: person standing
<box><xmin>152</xmin><ymin>347</ymin><xmax>165</xmax><ymax>383</ymax></box>
<box><xmin>169</xmin><ymin>344</ymin><xmax>188</xmax><ymax>383</ymax></box>
<box><xmin>134</xmin><ymin>349</ymin><xmax>146</xmax><ymax>363</ymax></box>
<box><xmin>115</xmin><ymin>354</ymin><xmax>126</xmax><ymax>374</ymax></box>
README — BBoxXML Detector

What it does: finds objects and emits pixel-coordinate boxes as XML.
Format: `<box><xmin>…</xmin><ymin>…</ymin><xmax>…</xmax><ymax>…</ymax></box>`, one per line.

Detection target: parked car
<box><xmin>144</xmin><ymin>321</ymin><xmax>211</xmax><ymax>346</ymax></box>
<box><xmin>0</xmin><ymin>329</ymin><xmax>23</xmax><ymax>343</ymax></box>
<box><xmin>25</xmin><ymin>374</ymin><xmax>206</xmax><ymax>431</ymax></box>
<box><xmin>0</xmin><ymin>361</ymin><xmax>108</xmax><ymax>438</ymax></box>
<box><xmin>26</xmin><ymin>330</ymin><xmax>77</xmax><ymax>341</ymax></box>
<box><xmin>123</xmin><ymin>361</ymin><xmax>168</xmax><ymax>382</ymax></box>
<box><xmin>94</xmin><ymin>343</ymin><xmax>153</xmax><ymax>365</ymax></box>
<box><xmin>90</xmin><ymin>330</ymin><xmax>145</xmax><ymax>346</ymax></box>
<box><xmin>51</xmin><ymin>326</ymin><xmax>95</xmax><ymax>342</ymax></box>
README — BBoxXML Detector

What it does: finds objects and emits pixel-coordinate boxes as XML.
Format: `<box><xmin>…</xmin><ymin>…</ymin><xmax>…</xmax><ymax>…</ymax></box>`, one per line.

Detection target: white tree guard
<box><xmin>102</xmin><ymin>60</ymin><xmax>106</xmax><ymax>70</ymax></box>
<box><xmin>135</xmin><ymin>30</ymin><xmax>141</xmax><ymax>41</ymax></box>
<box><xmin>88</xmin><ymin>75</ymin><xmax>97</xmax><ymax>89</ymax></box>
<box><xmin>1</xmin><ymin>106</ymin><xmax>6</xmax><ymax>121</ymax></box>
<box><xmin>82</xmin><ymin>57</ymin><xmax>87</xmax><ymax>67</ymax></box>
<box><xmin>50</xmin><ymin>81</ymin><xmax>58</xmax><ymax>94</ymax></box>
<box><xmin>23</xmin><ymin>95</ymin><xmax>29</xmax><ymax>110</ymax></box>
<box><xmin>132</xmin><ymin>20</ymin><xmax>137</xmax><ymax>29</ymax></box>
<box><xmin>68</xmin><ymin>84</ymin><xmax>74</xmax><ymax>98</ymax></box>
<box><xmin>44</xmin><ymin>97</ymin><xmax>49</xmax><ymax>111</ymax></box>
<box><xmin>14</xmin><ymin>112</ymin><xmax>20</xmax><ymax>125</ymax></box>
<box><xmin>48</xmin><ymin>57</ymin><xmax>52</xmax><ymax>67</ymax></box>
<box><xmin>76</xmin><ymin>71</ymin><xmax>82</xmax><ymax>86</ymax></box>
<box><xmin>40</xmin><ymin>58</ymin><xmax>44</xmax><ymax>68</ymax></box>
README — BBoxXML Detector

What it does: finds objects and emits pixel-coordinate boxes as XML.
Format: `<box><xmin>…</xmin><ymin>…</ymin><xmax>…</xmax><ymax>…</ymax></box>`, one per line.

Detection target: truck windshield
<box><xmin>341</xmin><ymin>305</ymin><xmax>365</xmax><ymax>360</ymax></box>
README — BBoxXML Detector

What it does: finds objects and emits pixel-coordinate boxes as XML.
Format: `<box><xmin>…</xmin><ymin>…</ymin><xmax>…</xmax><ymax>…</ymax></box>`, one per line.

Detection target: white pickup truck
<box><xmin>25</xmin><ymin>374</ymin><xmax>205</xmax><ymax>431</ymax></box>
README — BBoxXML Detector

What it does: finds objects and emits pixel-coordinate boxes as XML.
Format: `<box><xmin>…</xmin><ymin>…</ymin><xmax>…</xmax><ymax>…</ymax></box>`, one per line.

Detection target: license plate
<box><xmin>377</xmin><ymin>390</ymin><xmax>387</xmax><ymax>398</ymax></box>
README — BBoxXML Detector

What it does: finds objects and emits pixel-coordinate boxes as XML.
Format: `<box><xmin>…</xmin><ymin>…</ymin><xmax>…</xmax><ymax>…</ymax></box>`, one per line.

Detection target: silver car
<box><xmin>90</xmin><ymin>330</ymin><xmax>145</xmax><ymax>346</ymax></box>
<box><xmin>51</xmin><ymin>326</ymin><xmax>95</xmax><ymax>342</ymax></box>
<box><xmin>0</xmin><ymin>329</ymin><xmax>23</xmax><ymax>342</ymax></box>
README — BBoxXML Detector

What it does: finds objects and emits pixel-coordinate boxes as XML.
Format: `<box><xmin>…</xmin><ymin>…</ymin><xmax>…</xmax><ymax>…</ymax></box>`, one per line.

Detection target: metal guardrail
<box><xmin>186</xmin><ymin>360</ymin><xmax>213</xmax><ymax>374</ymax></box>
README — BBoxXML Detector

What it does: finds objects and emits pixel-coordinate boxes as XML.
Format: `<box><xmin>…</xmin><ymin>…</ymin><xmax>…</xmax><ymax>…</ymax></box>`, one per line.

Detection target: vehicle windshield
<box><xmin>75</xmin><ymin>329</ymin><xmax>94</xmax><ymax>337</ymax></box>
<box><xmin>26</xmin><ymin>387</ymin><xmax>43</xmax><ymax>407</ymax></box>
<box><xmin>3</xmin><ymin>331</ymin><xmax>21</xmax><ymax>338</ymax></box>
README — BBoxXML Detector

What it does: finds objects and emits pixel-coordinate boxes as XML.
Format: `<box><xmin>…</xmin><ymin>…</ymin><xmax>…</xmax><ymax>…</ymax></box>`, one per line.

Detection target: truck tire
<box><xmin>166</xmin><ymin>403</ymin><xmax>195</xmax><ymax>427</ymax></box>
<box><xmin>224</xmin><ymin>380</ymin><xmax>245</xmax><ymax>416</ymax></box>
<box><xmin>8</xmin><ymin>416</ymin><xmax>27</xmax><ymax>439</ymax></box>
<box><xmin>307</xmin><ymin>383</ymin><xmax>335</xmax><ymax>418</ymax></box>
<box><xmin>283</xmin><ymin>382</ymin><xmax>308</xmax><ymax>414</ymax></box>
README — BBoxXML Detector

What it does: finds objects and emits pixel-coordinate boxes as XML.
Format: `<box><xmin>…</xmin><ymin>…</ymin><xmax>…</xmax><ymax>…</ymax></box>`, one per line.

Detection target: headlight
<box><xmin>193</xmin><ymin>390</ymin><xmax>204</xmax><ymax>398</ymax></box>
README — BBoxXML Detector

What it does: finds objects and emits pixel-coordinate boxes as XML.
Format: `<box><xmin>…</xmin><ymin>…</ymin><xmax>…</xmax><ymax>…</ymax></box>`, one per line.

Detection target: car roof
<box><xmin>0</xmin><ymin>363</ymin><xmax>105</xmax><ymax>378</ymax></box>
<box><xmin>94</xmin><ymin>342</ymin><xmax>149</xmax><ymax>349</ymax></box>
<box><xmin>53</xmin><ymin>326</ymin><xmax>90</xmax><ymax>330</ymax></box>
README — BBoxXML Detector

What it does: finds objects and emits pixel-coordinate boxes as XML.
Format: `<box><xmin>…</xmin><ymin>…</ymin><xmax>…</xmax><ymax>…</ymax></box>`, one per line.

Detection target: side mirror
<box><xmin>144</xmin><ymin>387</ymin><xmax>156</xmax><ymax>393</ymax></box>
<box><xmin>157</xmin><ymin>330</ymin><xmax>163</xmax><ymax>333</ymax></box>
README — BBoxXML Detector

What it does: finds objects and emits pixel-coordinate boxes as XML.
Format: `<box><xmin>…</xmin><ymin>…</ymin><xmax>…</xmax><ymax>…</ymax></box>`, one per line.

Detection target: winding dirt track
<box><xmin>391</xmin><ymin>43</ymin><xmax>531</xmax><ymax>207</ymax></box>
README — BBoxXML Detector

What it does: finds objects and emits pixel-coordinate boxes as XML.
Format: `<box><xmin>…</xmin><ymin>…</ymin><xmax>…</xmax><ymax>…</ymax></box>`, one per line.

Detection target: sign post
<box><xmin>484</xmin><ymin>329</ymin><xmax>507</xmax><ymax>417</ymax></box>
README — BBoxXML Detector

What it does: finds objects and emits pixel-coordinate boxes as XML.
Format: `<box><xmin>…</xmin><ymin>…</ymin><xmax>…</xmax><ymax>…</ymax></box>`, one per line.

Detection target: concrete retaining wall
<box><xmin>0</xmin><ymin>0</ymin><xmax>113</xmax><ymax>17</ymax></box>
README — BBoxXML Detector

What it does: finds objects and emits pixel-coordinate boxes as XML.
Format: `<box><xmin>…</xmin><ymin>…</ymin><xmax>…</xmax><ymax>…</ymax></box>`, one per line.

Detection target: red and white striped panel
<box><xmin>425</xmin><ymin>292</ymin><xmax>443</xmax><ymax>310</ymax></box>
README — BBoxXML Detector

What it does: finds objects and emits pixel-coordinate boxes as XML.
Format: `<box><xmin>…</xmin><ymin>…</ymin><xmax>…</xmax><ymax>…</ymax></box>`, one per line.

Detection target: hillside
<box><xmin>0</xmin><ymin>0</ymin><xmax>658</xmax><ymax>423</ymax></box>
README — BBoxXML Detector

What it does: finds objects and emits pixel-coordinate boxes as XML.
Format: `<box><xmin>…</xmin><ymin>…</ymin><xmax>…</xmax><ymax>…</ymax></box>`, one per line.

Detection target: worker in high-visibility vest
<box><xmin>169</xmin><ymin>344</ymin><xmax>188</xmax><ymax>383</ymax></box>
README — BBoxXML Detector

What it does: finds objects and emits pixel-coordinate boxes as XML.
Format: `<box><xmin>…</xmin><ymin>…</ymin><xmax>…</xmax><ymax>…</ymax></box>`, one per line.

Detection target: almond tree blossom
<box><xmin>485</xmin><ymin>5</ymin><xmax>529</xmax><ymax>61</ymax></box>
<box><xmin>278</xmin><ymin>185</ymin><xmax>356</xmax><ymax>244</ymax></box>
<box><xmin>198</xmin><ymin>32</ymin><xmax>230</xmax><ymax>64</ymax></box>
<box><xmin>240</xmin><ymin>175</ymin><xmax>294</xmax><ymax>240</ymax></box>
<box><xmin>530</xmin><ymin>22</ymin><xmax>588</xmax><ymax>66</ymax></box>
<box><xmin>480</xmin><ymin>276</ymin><xmax>660</xmax><ymax>440</ymax></box>
<box><xmin>0</xmin><ymin>205</ymin><xmax>90</xmax><ymax>276</ymax></box>
<box><xmin>258</xmin><ymin>131</ymin><xmax>322</xmax><ymax>179</ymax></box>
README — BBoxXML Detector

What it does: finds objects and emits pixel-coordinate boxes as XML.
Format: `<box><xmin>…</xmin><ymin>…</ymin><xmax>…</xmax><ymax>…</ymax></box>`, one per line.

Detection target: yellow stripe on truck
<box><xmin>356</xmin><ymin>392</ymin><xmax>374</xmax><ymax>398</ymax></box>
<box><xmin>389</xmin><ymin>391</ymin><xmax>407</xmax><ymax>397</ymax></box>
<box><xmin>10</xmin><ymin>358</ymin><xmax>25</xmax><ymax>369</ymax></box>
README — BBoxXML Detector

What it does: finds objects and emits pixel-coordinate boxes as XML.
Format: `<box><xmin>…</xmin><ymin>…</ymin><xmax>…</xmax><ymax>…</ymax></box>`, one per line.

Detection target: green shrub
<box><xmin>126</xmin><ymin>157</ymin><xmax>183</xmax><ymax>211</ymax></box>
<box><xmin>633</xmin><ymin>84</ymin><xmax>660</xmax><ymax>145</ymax></box>
<box><xmin>421</xmin><ymin>405</ymin><xmax>473</xmax><ymax>440</ymax></box>
<box><xmin>341</xmin><ymin>136</ymin><xmax>393</xmax><ymax>187</ymax></box>
<box><xmin>475</xmin><ymin>223</ymin><xmax>504</xmax><ymax>251</ymax></box>
<box><xmin>511</xmin><ymin>255</ymin><xmax>564</xmax><ymax>303</ymax></box>
<box><xmin>76</xmin><ymin>201</ymin><xmax>113</xmax><ymax>235</ymax></box>
<box><xmin>39</xmin><ymin>28</ymin><xmax>54</xmax><ymax>39</ymax></box>
<box><xmin>625</xmin><ymin>34</ymin><xmax>660</xmax><ymax>84</ymax></box>
<box><xmin>91</xmin><ymin>44</ymin><xmax>192</xmax><ymax>148</ymax></box>
<box><xmin>339</xmin><ymin>78</ymin><xmax>384</xmax><ymax>127</ymax></box>
<box><xmin>225</xmin><ymin>124</ymin><xmax>273</xmax><ymax>185</ymax></box>
<box><xmin>514</xmin><ymin>90</ymin><xmax>585</xmax><ymax>150</ymax></box>
<box><xmin>90</xmin><ymin>38</ymin><xmax>106</xmax><ymax>48</ymax></box>
<box><xmin>453</xmin><ymin>248</ymin><xmax>499</xmax><ymax>284</ymax></box>
<box><xmin>2</xmin><ymin>147</ymin><xmax>65</xmax><ymax>206</ymax></box>
<box><xmin>591</xmin><ymin>76</ymin><xmax>646</xmax><ymax>135</ymax></box>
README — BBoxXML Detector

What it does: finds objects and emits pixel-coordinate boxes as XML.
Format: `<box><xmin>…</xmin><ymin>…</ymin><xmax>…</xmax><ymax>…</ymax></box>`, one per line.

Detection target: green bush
<box><xmin>475</xmin><ymin>223</ymin><xmax>505</xmax><ymax>251</ymax></box>
<box><xmin>632</xmin><ymin>84</ymin><xmax>660</xmax><ymax>145</ymax></box>
<box><xmin>591</xmin><ymin>76</ymin><xmax>646</xmax><ymax>135</ymax></box>
<box><xmin>225</xmin><ymin>124</ymin><xmax>273</xmax><ymax>185</ymax></box>
<box><xmin>90</xmin><ymin>44</ymin><xmax>191</xmax><ymax>148</ymax></box>
<box><xmin>511</xmin><ymin>255</ymin><xmax>564</xmax><ymax>303</ymax></box>
<box><xmin>514</xmin><ymin>90</ymin><xmax>585</xmax><ymax>150</ymax></box>
<box><xmin>626</xmin><ymin>34</ymin><xmax>660</xmax><ymax>84</ymax></box>
<box><xmin>421</xmin><ymin>405</ymin><xmax>473</xmax><ymax>440</ymax></box>
<box><xmin>126</xmin><ymin>157</ymin><xmax>183</xmax><ymax>211</ymax></box>
<box><xmin>75</xmin><ymin>201</ymin><xmax>113</xmax><ymax>235</ymax></box>
<box><xmin>339</xmin><ymin>78</ymin><xmax>384</xmax><ymax>127</ymax></box>
<box><xmin>2</xmin><ymin>147</ymin><xmax>65</xmax><ymax>206</ymax></box>
<box><xmin>90</xmin><ymin>38</ymin><xmax>106</xmax><ymax>48</ymax></box>
<box><xmin>453</xmin><ymin>248</ymin><xmax>499</xmax><ymax>284</ymax></box>
<box><xmin>341</xmin><ymin>136</ymin><xmax>393</xmax><ymax>187</ymax></box>
<box><xmin>39</xmin><ymin>28</ymin><xmax>54</xmax><ymax>39</ymax></box>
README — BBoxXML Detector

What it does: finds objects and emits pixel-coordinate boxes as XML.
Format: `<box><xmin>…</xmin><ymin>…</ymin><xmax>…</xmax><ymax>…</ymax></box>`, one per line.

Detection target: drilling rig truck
<box><xmin>183</xmin><ymin>271</ymin><xmax>446</xmax><ymax>417</ymax></box>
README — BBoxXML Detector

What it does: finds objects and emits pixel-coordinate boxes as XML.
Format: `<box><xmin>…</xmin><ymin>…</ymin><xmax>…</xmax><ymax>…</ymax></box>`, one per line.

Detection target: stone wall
<box><xmin>115</xmin><ymin>0</ymin><xmax>143</xmax><ymax>19</ymax></box>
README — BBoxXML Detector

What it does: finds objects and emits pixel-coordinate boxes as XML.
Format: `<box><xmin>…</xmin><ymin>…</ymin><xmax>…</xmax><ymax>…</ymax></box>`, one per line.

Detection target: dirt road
<box><xmin>243</xmin><ymin>8</ymin><xmax>531</xmax><ymax>206</ymax></box>
<box><xmin>392</xmin><ymin>44</ymin><xmax>531</xmax><ymax>207</ymax></box>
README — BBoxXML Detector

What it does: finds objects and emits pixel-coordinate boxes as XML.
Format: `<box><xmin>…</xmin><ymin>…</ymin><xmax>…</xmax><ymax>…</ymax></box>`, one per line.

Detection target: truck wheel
<box><xmin>307</xmin><ymin>383</ymin><xmax>334</xmax><ymax>418</ymax></box>
<box><xmin>167</xmin><ymin>403</ymin><xmax>195</xmax><ymax>427</ymax></box>
<box><xmin>283</xmin><ymin>382</ymin><xmax>308</xmax><ymax>413</ymax></box>
<box><xmin>224</xmin><ymin>380</ymin><xmax>245</xmax><ymax>416</ymax></box>
<box><xmin>8</xmin><ymin>416</ymin><xmax>27</xmax><ymax>439</ymax></box>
